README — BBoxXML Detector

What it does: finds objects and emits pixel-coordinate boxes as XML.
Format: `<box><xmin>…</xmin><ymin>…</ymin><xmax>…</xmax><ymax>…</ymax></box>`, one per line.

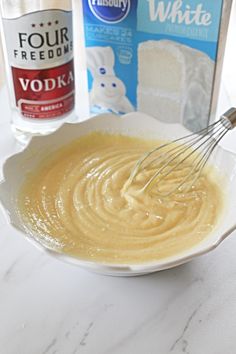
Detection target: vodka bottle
<box><xmin>0</xmin><ymin>0</ymin><xmax>76</xmax><ymax>144</ymax></box>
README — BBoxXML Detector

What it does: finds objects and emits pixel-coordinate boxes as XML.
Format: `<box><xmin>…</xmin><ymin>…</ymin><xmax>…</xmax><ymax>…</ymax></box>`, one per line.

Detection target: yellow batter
<box><xmin>17</xmin><ymin>132</ymin><xmax>223</xmax><ymax>264</ymax></box>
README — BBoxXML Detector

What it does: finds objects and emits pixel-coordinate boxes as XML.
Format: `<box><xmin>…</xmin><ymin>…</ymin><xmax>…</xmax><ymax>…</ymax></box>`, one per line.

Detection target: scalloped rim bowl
<box><xmin>0</xmin><ymin>112</ymin><xmax>236</xmax><ymax>276</ymax></box>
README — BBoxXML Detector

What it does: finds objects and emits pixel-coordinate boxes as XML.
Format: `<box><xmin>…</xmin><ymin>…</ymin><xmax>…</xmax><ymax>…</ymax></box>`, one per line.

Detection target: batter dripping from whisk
<box><xmin>17</xmin><ymin>132</ymin><xmax>224</xmax><ymax>264</ymax></box>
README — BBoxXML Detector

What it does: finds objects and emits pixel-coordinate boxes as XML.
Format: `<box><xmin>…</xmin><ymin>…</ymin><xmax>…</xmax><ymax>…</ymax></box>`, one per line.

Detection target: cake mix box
<box><xmin>81</xmin><ymin>0</ymin><xmax>232</xmax><ymax>130</ymax></box>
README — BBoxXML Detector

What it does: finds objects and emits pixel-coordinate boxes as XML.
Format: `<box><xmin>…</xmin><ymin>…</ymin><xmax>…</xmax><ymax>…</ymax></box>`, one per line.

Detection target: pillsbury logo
<box><xmin>88</xmin><ymin>0</ymin><xmax>130</xmax><ymax>23</ymax></box>
<box><xmin>99</xmin><ymin>67</ymin><xmax>106</xmax><ymax>74</ymax></box>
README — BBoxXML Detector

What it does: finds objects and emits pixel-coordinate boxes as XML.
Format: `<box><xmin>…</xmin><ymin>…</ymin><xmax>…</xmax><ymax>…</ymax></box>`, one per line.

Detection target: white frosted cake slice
<box><xmin>137</xmin><ymin>40</ymin><xmax>214</xmax><ymax>130</ymax></box>
<box><xmin>138</xmin><ymin>90</ymin><xmax>182</xmax><ymax>124</ymax></box>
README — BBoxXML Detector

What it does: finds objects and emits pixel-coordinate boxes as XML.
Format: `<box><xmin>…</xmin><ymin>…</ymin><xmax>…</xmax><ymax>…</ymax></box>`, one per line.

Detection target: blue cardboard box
<box><xmin>82</xmin><ymin>0</ymin><xmax>232</xmax><ymax>130</ymax></box>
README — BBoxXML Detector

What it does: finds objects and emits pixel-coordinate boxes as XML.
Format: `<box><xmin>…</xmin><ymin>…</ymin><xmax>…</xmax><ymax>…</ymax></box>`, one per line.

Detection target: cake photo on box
<box><xmin>137</xmin><ymin>40</ymin><xmax>215</xmax><ymax>131</ymax></box>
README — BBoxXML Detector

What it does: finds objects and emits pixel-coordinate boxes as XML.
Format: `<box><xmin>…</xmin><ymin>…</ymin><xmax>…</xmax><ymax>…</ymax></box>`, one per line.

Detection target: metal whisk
<box><xmin>125</xmin><ymin>108</ymin><xmax>236</xmax><ymax>196</ymax></box>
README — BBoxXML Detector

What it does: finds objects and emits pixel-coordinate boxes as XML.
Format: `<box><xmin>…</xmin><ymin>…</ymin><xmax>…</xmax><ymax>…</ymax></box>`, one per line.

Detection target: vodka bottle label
<box><xmin>2</xmin><ymin>9</ymin><xmax>75</xmax><ymax>119</ymax></box>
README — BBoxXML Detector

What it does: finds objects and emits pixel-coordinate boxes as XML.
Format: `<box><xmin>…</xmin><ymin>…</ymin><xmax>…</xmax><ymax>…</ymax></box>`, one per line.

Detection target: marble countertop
<box><xmin>1</xmin><ymin>7</ymin><xmax>236</xmax><ymax>349</ymax></box>
<box><xmin>1</xmin><ymin>85</ymin><xmax>236</xmax><ymax>354</ymax></box>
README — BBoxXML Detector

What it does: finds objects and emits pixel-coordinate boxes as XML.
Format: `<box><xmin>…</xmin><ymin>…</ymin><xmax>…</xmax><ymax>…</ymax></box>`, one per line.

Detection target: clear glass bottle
<box><xmin>0</xmin><ymin>0</ymin><xmax>76</xmax><ymax>144</ymax></box>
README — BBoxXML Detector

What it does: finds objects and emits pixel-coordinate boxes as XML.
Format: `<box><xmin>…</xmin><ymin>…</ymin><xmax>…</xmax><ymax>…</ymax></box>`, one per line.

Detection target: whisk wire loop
<box><xmin>126</xmin><ymin>110</ymin><xmax>236</xmax><ymax>196</ymax></box>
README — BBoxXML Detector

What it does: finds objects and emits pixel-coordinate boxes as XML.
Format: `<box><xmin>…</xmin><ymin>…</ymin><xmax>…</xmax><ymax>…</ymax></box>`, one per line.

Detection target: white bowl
<box><xmin>0</xmin><ymin>112</ymin><xmax>236</xmax><ymax>276</ymax></box>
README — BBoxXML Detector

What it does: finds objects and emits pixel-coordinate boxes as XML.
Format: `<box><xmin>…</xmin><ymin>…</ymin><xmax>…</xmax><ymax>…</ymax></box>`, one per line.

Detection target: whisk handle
<box><xmin>222</xmin><ymin>107</ymin><xmax>236</xmax><ymax>128</ymax></box>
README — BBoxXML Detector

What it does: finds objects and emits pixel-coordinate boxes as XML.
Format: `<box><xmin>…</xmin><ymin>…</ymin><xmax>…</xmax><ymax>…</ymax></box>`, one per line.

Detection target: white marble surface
<box><xmin>1</xmin><ymin>88</ymin><xmax>236</xmax><ymax>354</ymax></box>
<box><xmin>1</xmin><ymin>8</ymin><xmax>236</xmax><ymax>349</ymax></box>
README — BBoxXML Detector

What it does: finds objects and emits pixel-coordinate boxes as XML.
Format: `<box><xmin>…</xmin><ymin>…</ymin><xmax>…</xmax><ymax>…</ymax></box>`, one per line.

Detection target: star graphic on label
<box><xmin>40</xmin><ymin>23</ymin><xmax>44</xmax><ymax>27</ymax></box>
<box><xmin>48</xmin><ymin>22</ymin><xmax>52</xmax><ymax>26</ymax></box>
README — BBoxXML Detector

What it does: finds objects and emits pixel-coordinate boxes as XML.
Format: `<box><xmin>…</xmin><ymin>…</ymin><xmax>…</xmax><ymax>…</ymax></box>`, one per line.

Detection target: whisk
<box><xmin>125</xmin><ymin>108</ymin><xmax>236</xmax><ymax>196</ymax></box>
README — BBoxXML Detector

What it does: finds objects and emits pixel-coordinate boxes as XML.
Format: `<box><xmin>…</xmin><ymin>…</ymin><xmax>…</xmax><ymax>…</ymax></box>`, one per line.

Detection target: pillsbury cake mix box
<box><xmin>81</xmin><ymin>0</ymin><xmax>232</xmax><ymax>130</ymax></box>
